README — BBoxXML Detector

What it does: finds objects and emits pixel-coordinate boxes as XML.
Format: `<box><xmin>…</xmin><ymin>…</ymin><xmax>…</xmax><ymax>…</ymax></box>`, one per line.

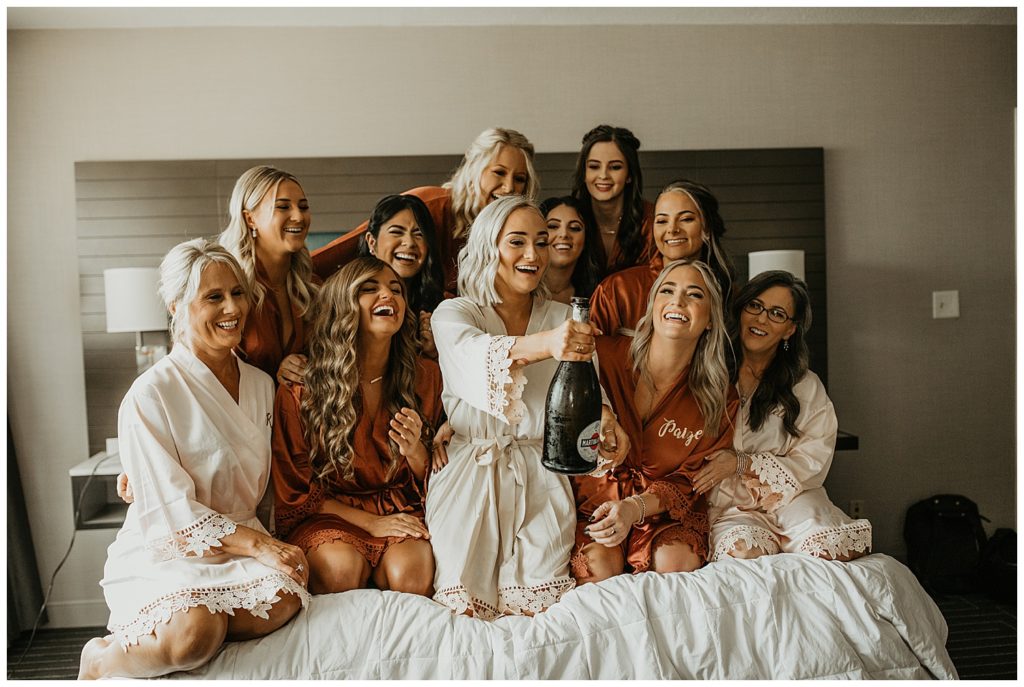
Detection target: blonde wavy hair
<box><xmin>301</xmin><ymin>256</ymin><xmax>429</xmax><ymax>483</ymax></box>
<box><xmin>158</xmin><ymin>238</ymin><xmax>252</xmax><ymax>345</ymax></box>
<box><xmin>218</xmin><ymin>165</ymin><xmax>319</xmax><ymax>317</ymax></box>
<box><xmin>629</xmin><ymin>259</ymin><xmax>731</xmax><ymax>438</ymax></box>
<box><xmin>442</xmin><ymin>128</ymin><xmax>539</xmax><ymax>240</ymax></box>
<box><xmin>457</xmin><ymin>195</ymin><xmax>551</xmax><ymax>308</ymax></box>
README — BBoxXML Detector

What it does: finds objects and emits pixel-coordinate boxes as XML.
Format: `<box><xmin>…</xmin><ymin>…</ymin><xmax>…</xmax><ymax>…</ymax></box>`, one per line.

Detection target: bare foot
<box><xmin>78</xmin><ymin>635</ymin><xmax>112</xmax><ymax>680</ymax></box>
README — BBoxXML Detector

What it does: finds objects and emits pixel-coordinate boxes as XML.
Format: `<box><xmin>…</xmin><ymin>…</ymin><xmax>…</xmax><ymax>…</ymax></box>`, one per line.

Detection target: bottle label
<box><xmin>576</xmin><ymin>420</ymin><xmax>602</xmax><ymax>463</ymax></box>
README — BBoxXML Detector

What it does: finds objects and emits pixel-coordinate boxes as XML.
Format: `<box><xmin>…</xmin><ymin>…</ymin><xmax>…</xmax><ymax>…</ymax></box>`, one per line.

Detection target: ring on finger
<box><xmin>575</xmin><ymin>344</ymin><xmax>585</xmax><ymax>353</ymax></box>
<box><xmin>296</xmin><ymin>563</ymin><xmax>304</xmax><ymax>573</ymax></box>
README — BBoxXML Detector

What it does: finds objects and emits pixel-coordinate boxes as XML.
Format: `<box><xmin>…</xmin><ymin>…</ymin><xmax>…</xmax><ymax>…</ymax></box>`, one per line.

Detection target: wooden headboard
<box><xmin>76</xmin><ymin>147</ymin><xmax>825</xmax><ymax>453</ymax></box>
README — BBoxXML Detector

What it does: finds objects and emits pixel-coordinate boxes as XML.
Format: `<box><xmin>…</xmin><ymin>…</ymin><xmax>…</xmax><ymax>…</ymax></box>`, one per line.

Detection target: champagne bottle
<box><xmin>542</xmin><ymin>297</ymin><xmax>604</xmax><ymax>474</ymax></box>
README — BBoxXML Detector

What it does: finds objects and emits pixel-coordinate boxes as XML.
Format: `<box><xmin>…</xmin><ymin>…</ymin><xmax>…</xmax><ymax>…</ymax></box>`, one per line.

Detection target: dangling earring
<box><xmin>783</xmin><ymin>339</ymin><xmax>790</xmax><ymax>351</ymax></box>
<box><xmin>249</xmin><ymin>226</ymin><xmax>257</xmax><ymax>239</ymax></box>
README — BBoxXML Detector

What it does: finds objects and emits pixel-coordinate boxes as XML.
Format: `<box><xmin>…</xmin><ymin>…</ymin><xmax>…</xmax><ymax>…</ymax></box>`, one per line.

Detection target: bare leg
<box><xmin>225</xmin><ymin>589</ymin><xmax>303</xmax><ymax>641</ymax></box>
<box><xmin>651</xmin><ymin>539</ymin><xmax>702</xmax><ymax>573</ymax></box>
<box><xmin>78</xmin><ymin>606</ymin><xmax>228</xmax><ymax>679</ymax></box>
<box><xmin>813</xmin><ymin>548</ymin><xmax>867</xmax><ymax>563</ymax></box>
<box><xmin>573</xmin><ymin>542</ymin><xmax>626</xmax><ymax>585</ymax></box>
<box><xmin>372</xmin><ymin>539</ymin><xmax>434</xmax><ymax>596</ymax></box>
<box><xmin>726</xmin><ymin>539</ymin><xmax>773</xmax><ymax>560</ymax></box>
<box><xmin>306</xmin><ymin>540</ymin><xmax>371</xmax><ymax>594</ymax></box>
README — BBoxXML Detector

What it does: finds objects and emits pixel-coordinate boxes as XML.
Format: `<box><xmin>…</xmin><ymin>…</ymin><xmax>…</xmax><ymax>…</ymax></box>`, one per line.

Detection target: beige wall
<box><xmin>8</xmin><ymin>22</ymin><xmax>1015</xmax><ymax>626</ymax></box>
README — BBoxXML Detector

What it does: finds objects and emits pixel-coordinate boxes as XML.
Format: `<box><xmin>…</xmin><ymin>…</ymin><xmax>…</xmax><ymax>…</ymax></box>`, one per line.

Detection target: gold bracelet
<box><xmin>628</xmin><ymin>494</ymin><xmax>646</xmax><ymax>526</ymax></box>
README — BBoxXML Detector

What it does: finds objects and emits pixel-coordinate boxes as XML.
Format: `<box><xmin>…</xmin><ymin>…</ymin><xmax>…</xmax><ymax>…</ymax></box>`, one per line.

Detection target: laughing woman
<box><xmin>426</xmin><ymin>195</ymin><xmax>629</xmax><ymax>619</ymax></box>
<box><xmin>360</xmin><ymin>194</ymin><xmax>447</xmax><ymax>358</ymax></box>
<box><xmin>697</xmin><ymin>271</ymin><xmax>872</xmax><ymax>562</ymax></box>
<box><xmin>588</xmin><ymin>179</ymin><xmax>735</xmax><ymax>336</ymax></box>
<box><xmin>219</xmin><ymin>165</ymin><xmax>320</xmax><ymax>386</ymax></box>
<box><xmin>538</xmin><ymin>195</ymin><xmax>603</xmax><ymax>304</ymax></box>
<box><xmin>572</xmin><ymin>260</ymin><xmax>738</xmax><ymax>582</ymax></box>
<box><xmin>79</xmin><ymin>240</ymin><xmax>309</xmax><ymax>679</ymax></box>
<box><xmin>313</xmin><ymin>128</ymin><xmax>540</xmax><ymax>292</ymax></box>
<box><xmin>272</xmin><ymin>257</ymin><xmax>443</xmax><ymax>596</ymax></box>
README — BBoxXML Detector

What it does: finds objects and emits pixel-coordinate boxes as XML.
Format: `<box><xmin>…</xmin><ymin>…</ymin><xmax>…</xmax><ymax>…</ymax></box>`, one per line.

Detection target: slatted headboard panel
<box><xmin>76</xmin><ymin>148</ymin><xmax>825</xmax><ymax>453</ymax></box>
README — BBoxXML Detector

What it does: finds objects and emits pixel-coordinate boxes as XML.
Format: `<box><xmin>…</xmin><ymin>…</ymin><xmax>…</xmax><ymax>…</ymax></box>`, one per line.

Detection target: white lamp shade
<box><xmin>748</xmin><ymin>250</ymin><xmax>806</xmax><ymax>282</ymax></box>
<box><xmin>104</xmin><ymin>268</ymin><xmax>168</xmax><ymax>333</ymax></box>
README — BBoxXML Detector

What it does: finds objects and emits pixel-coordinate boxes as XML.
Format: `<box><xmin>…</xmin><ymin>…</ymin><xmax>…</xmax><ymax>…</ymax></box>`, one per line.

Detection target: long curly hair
<box><xmin>442</xmin><ymin>128</ymin><xmax>539</xmax><ymax>241</ymax></box>
<box><xmin>630</xmin><ymin>259</ymin><xmax>731</xmax><ymax>438</ymax></box>
<box><xmin>218</xmin><ymin>165</ymin><xmax>319</xmax><ymax>317</ymax></box>
<box><xmin>657</xmin><ymin>179</ymin><xmax>736</xmax><ymax>301</ymax></box>
<box><xmin>731</xmin><ymin>270</ymin><xmax>812</xmax><ymax>438</ymax></box>
<box><xmin>301</xmin><ymin>256</ymin><xmax>428</xmax><ymax>483</ymax></box>
<box><xmin>570</xmin><ymin>125</ymin><xmax>647</xmax><ymax>271</ymax></box>
<box><xmin>538</xmin><ymin>195</ymin><xmax>603</xmax><ymax>298</ymax></box>
<box><xmin>359</xmin><ymin>193</ymin><xmax>446</xmax><ymax>313</ymax></box>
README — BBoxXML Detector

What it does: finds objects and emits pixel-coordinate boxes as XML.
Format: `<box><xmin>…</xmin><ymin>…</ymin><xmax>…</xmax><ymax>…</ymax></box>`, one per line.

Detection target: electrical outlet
<box><xmin>932</xmin><ymin>290</ymin><xmax>960</xmax><ymax>319</ymax></box>
<box><xmin>849</xmin><ymin>500</ymin><xmax>865</xmax><ymax>518</ymax></box>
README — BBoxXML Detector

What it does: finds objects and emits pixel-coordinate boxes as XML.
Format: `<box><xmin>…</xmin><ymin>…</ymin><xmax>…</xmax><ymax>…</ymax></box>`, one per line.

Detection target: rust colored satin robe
<box><xmin>311</xmin><ymin>186</ymin><xmax>461</xmax><ymax>292</ymax></box>
<box><xmin>236</xmin><ymin>260</ymin><xmax>316</xmax><ymax>380</ymax></box>
<box><xmin>271</xmin><ymin>358</ymin><xmax>444</xmax><ymax>566</ymax></box>
<box><xmin>589</xmin><ymin>256</ymin><xmax>664</xmax><ymax>336</ymax></box>
<box><xmin>572</xmin><ymin>335</ymin><xmax>739</xmax><ymax>574</ymax></box>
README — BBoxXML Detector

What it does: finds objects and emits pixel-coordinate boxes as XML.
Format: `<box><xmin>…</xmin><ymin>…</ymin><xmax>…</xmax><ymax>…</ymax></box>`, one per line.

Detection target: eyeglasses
<box><xmin>743</xmin><ymin>300</ymin><xmax>792</xmax><ymax>324</ymax></box>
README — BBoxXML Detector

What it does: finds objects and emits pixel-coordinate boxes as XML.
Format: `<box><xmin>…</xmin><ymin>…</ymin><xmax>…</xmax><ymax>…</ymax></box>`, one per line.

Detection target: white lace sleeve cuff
<box><xmin>485</xmin><ymin>335</ymin><xmax>527</xmax><ymax>425</ymax></box>
<box><xmin>148</xmin><ymin>512</ymin><xmax>238</xmax><ymax>560</ymax></box>
<box><xmin>748</xmin><ymin>452</ymin><xmax>801</xmax><ymax>510</ymax></box>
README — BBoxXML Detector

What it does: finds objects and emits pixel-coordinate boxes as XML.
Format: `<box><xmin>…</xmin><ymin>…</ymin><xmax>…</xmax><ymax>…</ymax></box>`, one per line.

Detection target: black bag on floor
<box><xmin>978</xmin><ymin>528</ymin><xmax>1016</xmax><ymax>604</ymax></box>
<box><xmin>904</xmin><ymin>494</ymin><xmax>988</xmax><ymax>594</ymax></box>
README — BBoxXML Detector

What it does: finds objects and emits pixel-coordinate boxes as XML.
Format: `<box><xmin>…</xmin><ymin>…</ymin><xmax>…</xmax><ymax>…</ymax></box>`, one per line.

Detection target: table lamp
<box><xmin>747</xmin><ymin>249</ymin><xmax>805</xmax><ymax>281</ymax></box>
<box><xmin>103</xmin><ymin>267</ymin><xmax>169</xmax><ymax>374</ymax></box>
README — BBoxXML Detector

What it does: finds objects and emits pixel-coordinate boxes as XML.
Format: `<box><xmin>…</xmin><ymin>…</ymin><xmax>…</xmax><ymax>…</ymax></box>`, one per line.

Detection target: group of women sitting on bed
<box><xmin>79</xmin><ymin>125</ymin><xmax>872</xmax><ymax>679</ymax></box>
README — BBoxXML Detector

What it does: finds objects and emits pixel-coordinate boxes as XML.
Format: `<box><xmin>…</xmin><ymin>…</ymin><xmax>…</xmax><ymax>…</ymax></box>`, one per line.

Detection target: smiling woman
<box><xmin>218</xmin><ymin>165</ymin><xmax>321</xmax><ymax>386</ymax></box>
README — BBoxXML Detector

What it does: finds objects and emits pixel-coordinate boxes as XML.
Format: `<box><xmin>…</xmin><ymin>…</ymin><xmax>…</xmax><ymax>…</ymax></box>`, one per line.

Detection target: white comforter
<box><xmin>177</xmin><ymin>553</ymin><xmax>956</xmax><ymax>680</ymax></box>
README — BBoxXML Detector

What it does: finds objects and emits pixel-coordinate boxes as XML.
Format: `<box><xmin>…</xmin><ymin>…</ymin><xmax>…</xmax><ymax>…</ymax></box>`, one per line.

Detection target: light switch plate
<box><xmin>932</xmin><ymin>290</ymin><xmax>960</xmax><ymax>319</ymax></box>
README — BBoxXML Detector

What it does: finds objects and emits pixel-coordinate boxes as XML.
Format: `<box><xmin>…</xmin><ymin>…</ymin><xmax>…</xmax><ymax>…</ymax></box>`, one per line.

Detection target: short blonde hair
<box><xmin>457</xmin><ymin>195</ymin><xmax>550</xmax><ymax>307</ymax></box>
<box><xmin>158</xmin><ymin>238</ymin><xmax>252</xmax><ymax>344</ymax></box>
<box><xmin>443</xmin><ymin>128</ymin><xmax>539</xmax><ymax>240</ymax></box>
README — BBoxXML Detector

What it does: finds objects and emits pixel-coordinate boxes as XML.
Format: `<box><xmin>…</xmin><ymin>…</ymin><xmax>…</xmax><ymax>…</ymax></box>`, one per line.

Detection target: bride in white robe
<box><xmin>426</xmin><ymin>196</ymin><xmax>629</xmax><ymax>619</ymax></box>
<box><xmin>80</xmin><ymin>240</ymin><xmax>310</xmax><ymax>679</ymax></box>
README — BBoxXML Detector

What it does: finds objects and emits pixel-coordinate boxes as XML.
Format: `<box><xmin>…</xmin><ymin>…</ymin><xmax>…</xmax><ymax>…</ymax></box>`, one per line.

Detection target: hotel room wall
<box><xmin>7</xmin><ymin>22</ymin><xmax>1014</xmax><ymax>627</ymax></box>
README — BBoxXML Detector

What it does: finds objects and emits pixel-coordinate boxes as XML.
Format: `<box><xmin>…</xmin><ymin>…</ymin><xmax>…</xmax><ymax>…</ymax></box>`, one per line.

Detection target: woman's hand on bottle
<box><xmin>250</xmin><ymin>533</ymin><xmax>309</xmax><ymax>587</ymax></box>
<box><xmin>597</xmin><ymin>405</ymin><xmax>630</xmax><ymax>468</ymax></box>
<box><xmin>365</xmin><ymin>513</ymin><xmax>431</xmax><ymax>540</ymax></box>
<box><xmin>389</xmin><ymin>407</ymin><xmax>426</xmax><ymax>464</ymax></box>
<box><xmin>693</xmin><ymin>449</ymin><xmax>739</xmax><ymax>495</ymax></box>
<box><xmin>547</xmin><ymin>319</ymin><xmax>601</xmax><ymax>362</ymax></box>
<box><xmin>276</xmin><ymin>354</ymin><xmax>308</xmax><ymax>387</ymax></box>
<box><xmin>585</xmin><ymin>499</ymin><xmax>638</xmax><ymax>547</ymax></box>
<box><xmin>430</xmin><ymin>421</ymin><xmax>453</xmax><ymax>473</ymax></box>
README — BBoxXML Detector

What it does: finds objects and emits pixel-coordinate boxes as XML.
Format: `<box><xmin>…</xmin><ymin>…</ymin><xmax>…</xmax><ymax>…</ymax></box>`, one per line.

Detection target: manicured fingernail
<box><xmin>588</xmin><ymin>515</ymin><xmax>595</xmax><ymax>522</ymax></box>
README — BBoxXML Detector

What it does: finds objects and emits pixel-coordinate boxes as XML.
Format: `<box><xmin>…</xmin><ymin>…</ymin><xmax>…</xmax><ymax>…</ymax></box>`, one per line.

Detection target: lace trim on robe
<box><xmin>485</xmin><ymin>335</ymin><xmax>526</xmax><ymax>424</ymax></box>
<box><xmin>746</xmin><ymin>452</ymin><xmax>801</xmax><ymax>512</ymax></box>
<box><xmin>275</xmin><ymin>482</ymin><xmax>327</xmax><ymax>538</ymax></box>
<box><xmin>110</xmin><ymin>573</ymin><xmax>311</xmax><ymax>649</ymax></box>
<box><xmin>299</xmin><ymin>527</ymin><xmax>390</xmax><ymax>567</ymax></box>
<box><xmin>569</xmin><ymin>550</ymin><xmax>592</xmax><ymax>580</ymax></box>
<box><xmin>646</xmin><ymin>480</ymin><xmax>709</xmax><ymax>533</ymax></box>
<box><xmin>711</xmin><ymin>524</ymin><xmax>782</xmax><ymax>562</ymax></box>
<box><xmin>798</xmin><ymin>520</ymin><xmax>873</xmax><ymax>559</ymax></box>
<box><xmin>633</xmin><ymin>523</ymin><xmax>709</xmax><ymax>573</ymax></box>
<box><xmin>433</xmin><ymin>575</ymin><xmax>576</xmax><ymax>621</ymax></box>
<box><xmin>149</xmin><ymin>512</ymin><xmax>238</xmax><ymax>560</ymax></box>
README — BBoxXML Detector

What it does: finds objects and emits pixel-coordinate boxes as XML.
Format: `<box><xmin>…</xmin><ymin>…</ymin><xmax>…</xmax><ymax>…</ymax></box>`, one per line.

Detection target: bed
<box><xmin>174</xmin><ymin>553</ymin><xmax>956</xmax><ymax>680</ymax></box>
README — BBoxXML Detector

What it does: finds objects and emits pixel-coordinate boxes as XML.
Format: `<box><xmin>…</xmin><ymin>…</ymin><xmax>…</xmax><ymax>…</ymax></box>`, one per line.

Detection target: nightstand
<box><xmin>69</xmin><ymin>451</ymin><xmax>127</xmax><ymax>529</ymax></box>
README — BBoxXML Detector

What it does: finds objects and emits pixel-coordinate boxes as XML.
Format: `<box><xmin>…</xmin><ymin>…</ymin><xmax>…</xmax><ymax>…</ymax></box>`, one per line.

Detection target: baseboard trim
<box><xmin>42</xmin><ymin>600</ymin><xmax>108</xmax><ymax>628</ymax></box>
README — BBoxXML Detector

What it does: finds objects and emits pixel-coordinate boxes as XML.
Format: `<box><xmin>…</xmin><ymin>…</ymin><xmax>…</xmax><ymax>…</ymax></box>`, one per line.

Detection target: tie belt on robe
<box><xmin>466</xmin><ymin>435</ymin><xmax>542</xmax><ymax>563</ymax></box>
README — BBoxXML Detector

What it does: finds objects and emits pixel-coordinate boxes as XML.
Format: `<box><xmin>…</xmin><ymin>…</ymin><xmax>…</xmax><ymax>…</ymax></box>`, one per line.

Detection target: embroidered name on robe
<box><xmin>658</xmin><ymin>418</ymin><xmax>703</xmax><ymax>446</ymax></box>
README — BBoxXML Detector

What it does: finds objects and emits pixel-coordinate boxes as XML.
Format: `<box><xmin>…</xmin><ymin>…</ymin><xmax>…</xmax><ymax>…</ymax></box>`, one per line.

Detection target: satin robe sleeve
<box><xmin>745</xmin><ymin>374</ymin><xmax>838</xmax><ymax>513</ymax></box>
<box><xmin>118</xmin><ymin>388</ymin><xmax>238</xmax><ymax>560</ymax></box>
<box><xmin>646</xmin><ymin>394</ymin><xmax>740</xmax><ymax>523</ymax></box>
<box><xmin>431</xmin><ymin>298</ymin><xmax>526</xmax><ymax>424</ymax></box>
<box><xmin>270</xmin><ymin>384</ymin><xmax>327</xmax><ymax>537</ymax></box>
<box><xmin>588</xmin><ymin>275</ymin><xmax>623</xmax><ymax>336</ymax></box>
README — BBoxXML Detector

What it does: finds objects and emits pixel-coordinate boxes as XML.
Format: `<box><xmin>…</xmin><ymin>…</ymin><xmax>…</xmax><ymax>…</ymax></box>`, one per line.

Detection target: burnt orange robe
<box><xmin>595</xmin><ymin>200</ymin><xmax>656</xmax><ymax>275</ymax></box>
<box><xmin>589</xmin><ymin>256</ymin><xmax>664</xmax><ymax>336</ymax></box>
<box><xmin>572</xmin><ymin>335</ymin><xmax>739</xmax><ymax>574</ymax></box>
<box><xmin>311</xmin><ymin>186</ymin><xmax>461</xmax><ymax>293</ymax></box>
<box><xmin>236</xmin><ymin>260</ymin><xmax>317</xmax><ymax>380</ymax></box>
<box><xmin>271</xmin><ymin>358</ymin><xmax>444</xmax><ymax>566</ymax></box>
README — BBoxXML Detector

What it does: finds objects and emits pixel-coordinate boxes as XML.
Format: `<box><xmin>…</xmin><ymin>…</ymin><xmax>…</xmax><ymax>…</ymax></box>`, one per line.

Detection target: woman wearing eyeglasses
<box><xmin>695</xmin><ymin>270</ymin><xmax>871</xmax><ymax>562</ymax></box>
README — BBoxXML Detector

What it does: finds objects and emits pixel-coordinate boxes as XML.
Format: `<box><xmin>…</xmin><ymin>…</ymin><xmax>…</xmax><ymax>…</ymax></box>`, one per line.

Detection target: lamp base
<box><xmin>135</xmin><ymin>344</ymin><xmax>167</xmax><ymax>375</ymax></box>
